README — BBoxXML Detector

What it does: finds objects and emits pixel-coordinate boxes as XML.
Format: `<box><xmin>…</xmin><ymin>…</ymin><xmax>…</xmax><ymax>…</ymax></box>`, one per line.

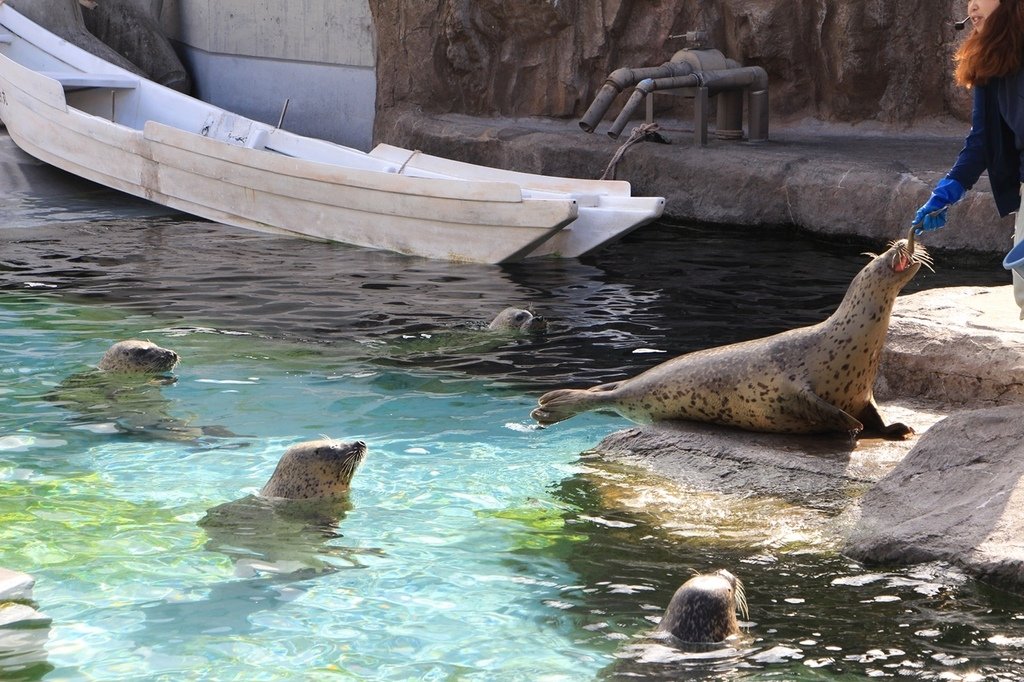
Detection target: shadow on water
<box><xmin>134</xmin><ymin>495</ymin><xmax>381</xmax><ymax>647</ymax></box>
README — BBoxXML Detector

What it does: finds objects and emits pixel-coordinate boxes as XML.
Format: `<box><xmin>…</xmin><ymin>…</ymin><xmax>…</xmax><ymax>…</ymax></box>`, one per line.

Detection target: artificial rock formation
<box><xmin>876</xmin><ymin>286</ymin><xmax>1024</xmax><ymax>407</ymax></box>
<box><xmin>9</xmin><ymin>0</ymin><xmax>189</xmax><ymax>92</ymax></box>
<box><xmin>0</xmin><ymin>568</ymin><xmax>50</xmax><ymax>677</ymax></box>
<box><xmin>369</xmin><ymin>0</ymin><xmax>970</xmax><ymax>126</ymax></box>
<box><xmin>7</xmin><ymin>0</ymin><xmax>145</xmax><ymax>76</ymax></box>
<box><xmin>844</xmin><ymin>406</ymin><xmax>1024</xmax><ymax>588</ymax></box>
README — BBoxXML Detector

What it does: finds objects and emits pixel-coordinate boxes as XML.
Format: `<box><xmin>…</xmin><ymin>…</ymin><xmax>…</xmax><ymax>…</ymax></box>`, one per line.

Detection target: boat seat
<box><xmin>39</xmin><ymin>71</ymin><xmax>139</xmax><ymax>90</ymax></box>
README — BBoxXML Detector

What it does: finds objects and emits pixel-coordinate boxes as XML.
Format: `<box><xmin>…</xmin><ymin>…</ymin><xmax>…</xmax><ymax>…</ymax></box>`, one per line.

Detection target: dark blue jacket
<box><xmin>947</xmin><ymin>70</ymin><xmax>1024</xmax><ymax>217</ymax></box>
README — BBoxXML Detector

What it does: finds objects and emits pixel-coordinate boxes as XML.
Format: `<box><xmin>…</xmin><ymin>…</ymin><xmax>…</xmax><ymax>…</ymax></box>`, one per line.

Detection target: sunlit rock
<box><xmin>876</xmin><ymin>285</ymin><xmax>1024</xmax><ymax>407</ymax></box>
<box><xmin>843</xmin><ymin>406</ymin><xmax>1024</xmax><ymax>589</ymax></box>
<box><xmin>0</xmin><ymin>568</ymin><xmax>33</xmax><ymax>602</ymax></box>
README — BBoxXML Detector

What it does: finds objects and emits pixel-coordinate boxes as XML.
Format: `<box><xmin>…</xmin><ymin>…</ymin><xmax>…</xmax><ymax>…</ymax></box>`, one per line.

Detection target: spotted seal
<box><xmin>532</xmin><ymin>238</ymin><xmax>930</xmax><ymax>438</ymax></box>
<box><xmin>658</xmin><ymin>569</ymin><xmax>747</xmax><ymax>643</ymax></box>
<box><xmin>260</xmin><ymin>439</ymin><xmax>368</xmax><ymax>499</ymax></box>
<box><xmin>96</xmin><ymin>339</ymin><xmax>180</xmax><ymax>374</ymax></box>
<box><xmin>199</xmin><ymin>438</ymin><xmax>369</xmax><ymax>577</ymax></box>
<box><xmin>487</xmin><ymin>306</ymin><xmax>547</xmax><ymax>333</ymax></box>
<box><xmin>48</xmin><ymin>339</ymin><xmax>243</xmax><ymax>441</ymax></box>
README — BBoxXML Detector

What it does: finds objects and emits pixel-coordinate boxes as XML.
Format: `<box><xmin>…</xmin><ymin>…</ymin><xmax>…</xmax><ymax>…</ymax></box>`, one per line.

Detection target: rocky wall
<box><xmin>368</xmin><ymin>0</ymin><xmax>971</xmax><ymax>126</ymax></box>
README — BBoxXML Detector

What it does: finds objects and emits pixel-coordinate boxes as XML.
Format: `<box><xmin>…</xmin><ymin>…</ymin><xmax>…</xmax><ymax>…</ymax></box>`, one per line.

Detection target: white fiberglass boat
<box><xmin>0</xmin><ymin>4</ymin><xmax>664</xmax><ymax>263</ymax></box>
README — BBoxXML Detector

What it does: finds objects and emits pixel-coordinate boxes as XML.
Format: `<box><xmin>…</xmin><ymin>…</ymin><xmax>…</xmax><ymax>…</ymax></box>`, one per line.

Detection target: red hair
<box><xmin>955</xmin><ymin>0</ymin><xmax>1024</xmax><ymax>87</ymax></box>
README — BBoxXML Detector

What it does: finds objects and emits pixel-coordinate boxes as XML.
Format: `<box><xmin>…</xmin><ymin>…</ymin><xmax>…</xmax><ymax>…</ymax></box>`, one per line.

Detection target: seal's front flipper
<box><xmin>782</xmin><ymin>387</ymin><xmax>864</xmax><ymax>436</ymax></box>
<box><xmin>857</xmin><ymin>399</ymin><xmax>914</xmax><ymax>440</ymax></box>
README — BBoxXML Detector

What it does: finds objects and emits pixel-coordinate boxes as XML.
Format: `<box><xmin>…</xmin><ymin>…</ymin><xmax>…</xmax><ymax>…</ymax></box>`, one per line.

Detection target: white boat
<box><xmin>0</xmin><ymin>4</ymin><xmax>664</xmax><ymax>263</ymax></box>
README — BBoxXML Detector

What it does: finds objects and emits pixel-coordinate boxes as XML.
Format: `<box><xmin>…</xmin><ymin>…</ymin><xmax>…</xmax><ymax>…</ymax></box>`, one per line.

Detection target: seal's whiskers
<box><xmin>732</xmin><ymin>576</ymin><xmax>749</xmax><ymax>620</ymax></box>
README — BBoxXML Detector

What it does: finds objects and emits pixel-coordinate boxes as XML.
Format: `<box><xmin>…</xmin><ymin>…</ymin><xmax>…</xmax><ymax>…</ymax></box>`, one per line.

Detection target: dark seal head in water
<box><xmin>260</xmin><ymin>439</ymin><xmax>368</xmax><ymax>499</ymax></box>
<box><xmin>532</xmin><ymin>239</ymin><xmax>930</xmax><ymax>439</ymax></box>
<box><xmin>487</xmin><ymin>307</ymin><xmax>547</xmax><ymax>333</ymax></box>
<box><xmin>659</xmin><ymin>569</ymin><xmax>748</xmax><ymax>644</ymax></box>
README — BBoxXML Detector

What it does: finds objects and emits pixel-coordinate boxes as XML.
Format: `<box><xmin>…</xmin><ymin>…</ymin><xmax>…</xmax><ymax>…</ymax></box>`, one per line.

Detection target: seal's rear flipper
<box><xmin>532</xmin><ymin>384</ymin><xmax>618</xmax><ymax>426</ymax></box>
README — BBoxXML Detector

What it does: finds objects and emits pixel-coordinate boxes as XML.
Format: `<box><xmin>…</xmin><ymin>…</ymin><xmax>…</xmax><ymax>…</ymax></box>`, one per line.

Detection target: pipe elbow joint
<box><xmin>606</xmin><ymin>67</ymin><xmax>637</xmax><ymax>90</ymax></box>
<box><xmin>750</xmin><ymin>65</ymin><xmax>769</xmax><ymax>91</ymax></box>
<box><xmin>634</xmin><ymin>78</ymin><xmax>657</xmax><ymax>96</ymax></box>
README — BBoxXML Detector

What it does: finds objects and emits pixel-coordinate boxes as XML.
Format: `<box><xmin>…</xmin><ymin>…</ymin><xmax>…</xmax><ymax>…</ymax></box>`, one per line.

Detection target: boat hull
<box><xmin>0</xmin><ymin>5</ymin><xmax>664</xmax><ymax>263</ymax></box>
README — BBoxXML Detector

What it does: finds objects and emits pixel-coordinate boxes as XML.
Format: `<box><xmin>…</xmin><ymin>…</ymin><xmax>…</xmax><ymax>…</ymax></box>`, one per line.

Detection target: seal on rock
<box><xmin>487</xmin><ymin>306</ymin><xmax>547</xmax><ymax>333</ymax></box>
<box><xmin>260</xmin><ymin>439</ymin><xmax>368</xmax><ymax>499</ymax></box>
<box><xmin>531</xmin><ymin>238</ymin><xmax>929</xmax><ymax>438</ymax></box>
<box><xmin>658</xmin><ymin>569</ymin><xmax>747</xmax><ymax>643</ymax></box>
<box><xmin>96</xmin><ymin>339</ymin><xmax>180</xmax><ymax>374</ymax></box>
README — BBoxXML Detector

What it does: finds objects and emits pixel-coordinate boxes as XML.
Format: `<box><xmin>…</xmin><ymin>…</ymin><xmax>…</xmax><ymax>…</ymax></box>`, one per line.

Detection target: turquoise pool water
<box><xmin>3</xmin><ymin>206</ymin><xmax>1024</xmax><ymax>680</ymax></box>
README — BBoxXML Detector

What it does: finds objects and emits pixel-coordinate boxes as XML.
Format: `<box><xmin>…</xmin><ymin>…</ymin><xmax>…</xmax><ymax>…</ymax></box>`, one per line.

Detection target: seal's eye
<box><xmin>514</xmin><ymin>312</ymin><xmax>528</xmax><ymax>323</ymax></box>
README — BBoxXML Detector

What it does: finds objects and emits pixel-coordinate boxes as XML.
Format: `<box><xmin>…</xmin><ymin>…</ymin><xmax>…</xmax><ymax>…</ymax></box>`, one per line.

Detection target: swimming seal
<box><xmin>487</xmin><ymin>307</ymin><xmax>547</xmax><ymax>333</ymax></box>
<box><xmin>532</xmin><ymin>238</ymin><xmax>929</xmax><ymax>438</ymax></box>
<box><xmin>260</xmin><ymin>439</ymin><xmax>367</xmax><ymax>499</ymax></box>
<box><xmin>198</xmin><ymin>439</ymin><xmax>367</xmax><ymax>577</ymax></box>
<box><xmin>658</xmin><ymin>569</ymin><xmax>747</xmax><ymax>643</ymax></box>
<box><xmin>96</xmin><ymin>339</ymin><xmax>180</xmax><ymax>374</ymax></box>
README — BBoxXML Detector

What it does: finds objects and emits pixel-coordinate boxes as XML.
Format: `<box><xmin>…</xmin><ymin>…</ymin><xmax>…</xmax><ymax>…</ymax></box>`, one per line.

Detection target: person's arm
<box><xmin>912</xmin><ymin>86</ymin><xmax>987</xmax><ymax>231</ymax></box>
<box><xmin>947</xmin><ymin>85</ymin><xmax>989</xmax><ymax>190</ymax></box>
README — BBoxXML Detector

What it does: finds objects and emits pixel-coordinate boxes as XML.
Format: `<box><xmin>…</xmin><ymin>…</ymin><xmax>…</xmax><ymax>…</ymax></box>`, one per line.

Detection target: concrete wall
<box><xmin>159</xmin><ymin>0</ymin><xmax>376</xmax><ymax>150</ymax></box>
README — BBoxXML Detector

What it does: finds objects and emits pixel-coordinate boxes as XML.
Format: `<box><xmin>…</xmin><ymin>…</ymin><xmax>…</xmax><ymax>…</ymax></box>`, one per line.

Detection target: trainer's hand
<box><xmin>912</xmin><ymin>177</ymin><xmax>965</xmax><ymax>233</ymax></box>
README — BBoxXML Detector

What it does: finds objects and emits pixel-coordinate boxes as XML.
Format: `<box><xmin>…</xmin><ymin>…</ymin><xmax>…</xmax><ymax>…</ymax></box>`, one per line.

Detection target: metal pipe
<box><xmin>606</xmin><ymin>66</ymin><xmax>769</xmax><ymax>140</ymax></box>
<box><xmin>748</xmin><ymin>89</ymin><xmax>769</xmax><ymax>142</ymax></box>
<box><xmin>716</xmin><ymin>89</ymin><xmax>744</xmax><ymax>140</ymax></box>
<box><xmin>607</xmin><ymin>75</ymin><xmax>699</xmax><ymax>139</ymax></box>
<box><xmin>579</xmin><ymin>61</ymin><xmax>696</xmax><ymax>133</ymax></box>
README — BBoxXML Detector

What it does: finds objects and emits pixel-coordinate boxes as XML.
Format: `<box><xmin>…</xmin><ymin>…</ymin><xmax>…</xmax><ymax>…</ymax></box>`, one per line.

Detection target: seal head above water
<box><xmin>260</xmin><ymin>439</ymin><xmax>368</xmax><ymax>499</ymax></box>
<box><xmin>96</xmin><ymin>339</ymin><xmax>180</xmax><ymax>374</ymax></box>
<box><xmin>487</xmin><ymin>307</ymin><xmax>547</xmax><ymax>333</ymax></box>
<box><xmin>532</xmin><ymin>239</ymin><xmax>929</xmax><ymax>438</ymax></box>
<box><xmin>658</xmin><ymin>569</ymin><xmax>747</xmax><ymax>644</ymax></box>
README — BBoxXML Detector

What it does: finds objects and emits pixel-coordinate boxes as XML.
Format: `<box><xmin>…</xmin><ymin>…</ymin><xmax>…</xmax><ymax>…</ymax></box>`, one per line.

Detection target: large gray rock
<box><xmin>82</xmin><ymin>0</ymin><xmax>191</xmax><ymax>92</ymax></box>
<box><xmin>844</xmin><ymin>406</ymin><xmax>1024</xmax><ymax>587</ymax></box>
<box><xmin>0</xmin><ymin>568</ymin><xmax>33</xmax><ymax>602</ymax></box>
<box><xmin>593</xmin><ymin>403</ymin><xmax>944</xmax><ymax>510</ymax></box>
<box><xmin>877</xmin><ymin>285</ymin><xmax>1024</xmax><ymax>406</ymax></box>
<box><xmin>7</xmin><ymin>0</ymin><xmax>145</xmax><ymax>76</ymax></box>
<box><xmin>8</xmin><ymin>0</ymin><xmax>189</xmax><ymax>92</ymax></box>
<box><xmin>0</xmin><ymin>568</ymin><xmax>50</xmax><ymax>677</ymax></box>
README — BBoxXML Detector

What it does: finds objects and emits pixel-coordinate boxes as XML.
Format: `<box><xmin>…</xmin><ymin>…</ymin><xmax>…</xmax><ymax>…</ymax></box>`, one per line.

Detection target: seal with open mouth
<box><xmin>531</xmin><ymin>238</ymin><xmax>930</xmax><ymax>438</ymax></box>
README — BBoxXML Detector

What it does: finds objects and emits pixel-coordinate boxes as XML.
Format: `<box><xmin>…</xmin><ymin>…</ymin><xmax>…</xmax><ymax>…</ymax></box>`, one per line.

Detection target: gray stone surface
<box><xmin>82</xmin><ymin>0</ymin><xmax>190</xmax><ymax>92</ymax></box>
<box><xmin>7</xmin><ymin>0</ymin><xmax>145</xmax><ymax>76</ymax></box>
<box><xmin>0</xmin><ymin>568</ymin><xmax>33</xmax><ymax>602</ymax></box>
<box><xmin>9</xmin><ymin>0</ymin><xmax>189</xmax><ymax>90</ymax></box>
<box><xmin>592</xmin><ymin>404</ymin><xmax>944</xmax><ymax>512</ymax></box>
<box><xmin>877</xmin><ymin>285</ymin><xmax>1024</xmax><ymax>406</ymax></box>
<box><xmin>844</xmin><ymin>406</ymin><xmax>1024</xmax><ymax>587</ymax></box>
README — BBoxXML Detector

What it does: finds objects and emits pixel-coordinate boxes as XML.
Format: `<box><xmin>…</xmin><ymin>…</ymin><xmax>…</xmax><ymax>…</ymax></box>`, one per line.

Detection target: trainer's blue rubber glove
<box><xmin>912</xmin><ymin>177</ymin><xmax>965</xmax><ymax>233</ymax></box>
